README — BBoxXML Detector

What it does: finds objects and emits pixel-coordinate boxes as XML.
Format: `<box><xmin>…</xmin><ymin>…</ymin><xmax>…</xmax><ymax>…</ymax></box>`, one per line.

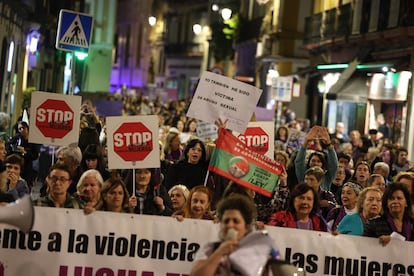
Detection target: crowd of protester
<box><xmin>0</xmin><ymin>94</ymin><xmax>413</xmax><ymax>247</ymax></box>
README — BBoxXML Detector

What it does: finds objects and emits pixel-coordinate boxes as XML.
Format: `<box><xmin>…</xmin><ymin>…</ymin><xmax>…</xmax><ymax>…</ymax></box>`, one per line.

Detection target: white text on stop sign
<box><xmin>37</xmin><ymin>108</ymin><xmax>73</xmax><ymax>122</ymax></box>
<box><xmin>114</xmin><ymin>132</ymin><xmax>152</xmax><ymax>147</ymax></box>
<box><xmin>238</xmin><ymin>135</ymin><xmax>268</xmax><ymax>146</ymax></box>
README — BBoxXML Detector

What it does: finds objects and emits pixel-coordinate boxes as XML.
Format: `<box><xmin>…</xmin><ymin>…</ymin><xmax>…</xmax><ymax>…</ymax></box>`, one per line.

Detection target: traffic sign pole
<box><xmin>70</xmin><ymin>52</ymin><xmax>76</xmax><ymax>95</ymax></box>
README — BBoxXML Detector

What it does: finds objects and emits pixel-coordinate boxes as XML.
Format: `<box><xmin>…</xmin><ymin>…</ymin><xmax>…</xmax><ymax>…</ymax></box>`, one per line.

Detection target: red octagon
<box><xmin>35</xmin><ymin>99</ymin><xmax>74</xmax><ymax>139</ymax></box>
<box><xmin>237</xmin><ymin>127</ymin><xmax>269</xmax><ymax>154</ymax></box>
<box><xmin>113</xmin><ymin>122</ymin><xmax>153</xmax><ymax>161</ymax></box>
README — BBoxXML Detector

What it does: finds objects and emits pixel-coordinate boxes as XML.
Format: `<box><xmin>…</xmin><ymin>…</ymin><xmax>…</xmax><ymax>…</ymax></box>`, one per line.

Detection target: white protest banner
<box><xmin>106</xmin><ymin>115</ymin><xmax>160</xmax><ymax>169</ymax></box>
<box><xmin>187</xmin><ymin>71</ymin><xmax>262</xmax><ymax>133</ymax></box>
<box><xmin>232</xmin><ymin>121</ymin><xmax>275</xmax><ymax>159</ymax></box>
<box><xmin>196</xmin><ymin>121</ymin><xmax>218</xmax><ymax>142</ymax></box>
<box><xmin>29</xmin><ymin>92</ymin><xmax>81</xmax><ymax>146</ymax></box>
<box><xmin>1</xmin><ymin>208</ymin><xmax>413</xmax><ymax>275</ymax></box>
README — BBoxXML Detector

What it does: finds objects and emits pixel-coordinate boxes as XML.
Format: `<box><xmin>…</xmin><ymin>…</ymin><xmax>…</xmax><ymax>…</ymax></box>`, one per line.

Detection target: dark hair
<box><xmin>18</xmin><ymin>121</ymin><xmax>29</xmax><ymax>129</ymax></box>
<box><xmin>337</xmin><ymin>152</ymin><xmax>351</xmax><ymax>162</ymax></box>
<box><xmin>216</xmin><ymin>194</ymin><xmax>257</xmax><ymax>225</ymax></box>
<box><xmin>306</xmin><ymin>151</ymin><xmax>327</xmax><ymax>170</ymax></box>
<box><xmin>102</xmin><ymin>177</ymin><xmax>131</xmax><ymax>212</ymax></box>
<box><xmin>5</xmin><ymin>154</ymin><xmax>24</xmax><ymax>168</ymax></box>
<box><xmin>125</xmin><ymin>168</ymin><xmax>160</xmax><ymax>195</ymax></box>
<box><xmin>288</xmin><ymin>184</ymin><xmax>319</xmax><ymax>216</ymax></box>
<box><xmin>223</xmin><ymin>181</ymin><xmax>254</xmax><ymax>199</ymax></box>
<box><xmin>81</xmin><ymin>144</ymin><xmax>106</xmax><ymax>173</ymax></box>
<box><xmin>382</xmin><ymin>183</ymin><xmax>412</xmax><ymax>219</ymax></box>
<box><xmin>184</xmin><ymin>139</ymin><xmax>206</xmax><ymax>163</ymax></box>
<box><xmin>48</xmin><ymin>163</ymin><xmax>72</xmax><ymax>179</ymax></box>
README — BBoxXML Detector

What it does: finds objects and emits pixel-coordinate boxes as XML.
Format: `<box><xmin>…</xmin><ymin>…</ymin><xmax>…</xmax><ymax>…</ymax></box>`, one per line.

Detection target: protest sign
<box><xmin>186</xmin><ymin>71</ymin><xmax>262</xmax><ymax>133</ymax></box>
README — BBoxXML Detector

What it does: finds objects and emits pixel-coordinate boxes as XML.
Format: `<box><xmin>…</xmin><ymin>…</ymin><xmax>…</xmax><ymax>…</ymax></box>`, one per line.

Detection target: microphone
<box><xmin>226</xmin><ymin>228</ymin><xmax>238</xmax><ymax>241</ymax></box>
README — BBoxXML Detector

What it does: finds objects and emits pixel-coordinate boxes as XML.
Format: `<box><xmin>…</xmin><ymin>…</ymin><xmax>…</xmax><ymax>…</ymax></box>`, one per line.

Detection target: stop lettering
<box><xmin>237</xmin><ymin>127</ymin><xmax>269</xmax><ymax>154</ymax></box>
<box><xmin>113</xmin><ymin>122</ymin><xmax>153</xmax><ymax>161</ymax></box>
<box><xmin>35</xmin><ymin>99</ymin><xmax>74</xmax><ymax>138</ymax></box>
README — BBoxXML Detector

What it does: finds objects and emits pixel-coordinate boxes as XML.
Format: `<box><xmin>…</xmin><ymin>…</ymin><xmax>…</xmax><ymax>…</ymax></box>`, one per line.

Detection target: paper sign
<box><xmin>187</xmin><ymin>71</ymin><xmax>262</xmax><ymax>133</ymax></box>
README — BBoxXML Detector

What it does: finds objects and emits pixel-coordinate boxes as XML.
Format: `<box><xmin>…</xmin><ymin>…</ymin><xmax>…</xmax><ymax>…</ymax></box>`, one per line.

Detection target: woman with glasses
<box><xmin>295</xmin><ymin>125</ymin><xmax>338</xmax><ymax>192</ymax></box>
<box><xmin>336</xmin><ymin>187</ymin><xmax>382</xmax><ymax>236</ymax></box>
<box><xmin>164</xmin><ymin>139</ymin><xmax>209</xmax><ymax>191</ymax></box>
<box><xmin>35</xmin><ymin>163</ymin><xmax>84</xmax><ymax>208</ymax></box>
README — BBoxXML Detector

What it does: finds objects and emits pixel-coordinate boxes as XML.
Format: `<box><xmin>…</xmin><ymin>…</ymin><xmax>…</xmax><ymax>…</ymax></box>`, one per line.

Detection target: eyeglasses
<box><xmin>48</xmin><ymin>176</ymin><xmax>70</xmax><ymax>183</ymax></box>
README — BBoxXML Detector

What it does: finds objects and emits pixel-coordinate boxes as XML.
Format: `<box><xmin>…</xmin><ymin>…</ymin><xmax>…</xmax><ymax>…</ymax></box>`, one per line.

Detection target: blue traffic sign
<box><xmin>56</xmin><ymin>9</ymin><xmax>93</xmax><ymax>53</ymax></box>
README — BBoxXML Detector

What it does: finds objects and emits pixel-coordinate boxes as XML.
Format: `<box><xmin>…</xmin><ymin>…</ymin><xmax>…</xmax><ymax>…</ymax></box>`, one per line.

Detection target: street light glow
<box><xmin>221</xmin><ymin>8</ymin><xmax>232</xmax><ymax>20</ymax></box>
<box><xmin>148</xmin><ymin>16</ymin><xmax>156</xmax><ymax>26</ymax></box>
<box><xmin>193</xmin><ymin>24</ymin><xmax>202</xmax><ymax>35</ymax></box>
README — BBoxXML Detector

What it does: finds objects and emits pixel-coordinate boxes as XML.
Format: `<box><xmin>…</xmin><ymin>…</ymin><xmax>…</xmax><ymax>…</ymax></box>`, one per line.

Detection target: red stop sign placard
<box><xmin>237</xmin><ymin>127</ymin><xmax>269</xmax><ymax>154</ymax></box>
<box><xmin>35</xmin><ymin>99</ymin><xmax>74</xmax><ymax>138</ymax></box>
<box><xmin>113</xmin><ymin>122</ymin><xmax>153</xmax><ymax>161</ymax></box>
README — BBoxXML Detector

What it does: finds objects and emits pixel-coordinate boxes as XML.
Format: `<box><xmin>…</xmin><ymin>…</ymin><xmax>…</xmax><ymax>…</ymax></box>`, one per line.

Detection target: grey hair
<box><xmin>76</xmin><ymin>169</ymin><xmax>104</xmax><ymax>193</ymax></box>
<box><xmin>0</xmin><ymin>112</ymin><xmax>9</xmax><ymax>131</ymax></box>
<box><xmin>56</xmin><ymin>145</ymin><xmax>82</xmax><ymax>165</ymax></box>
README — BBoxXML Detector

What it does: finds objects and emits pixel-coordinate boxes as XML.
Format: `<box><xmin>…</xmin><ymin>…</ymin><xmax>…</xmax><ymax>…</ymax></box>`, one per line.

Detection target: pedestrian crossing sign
<box><xmin>56</xmin><ymin>9</ymin><xmax>93</xmax><ymax>53</ymax></box>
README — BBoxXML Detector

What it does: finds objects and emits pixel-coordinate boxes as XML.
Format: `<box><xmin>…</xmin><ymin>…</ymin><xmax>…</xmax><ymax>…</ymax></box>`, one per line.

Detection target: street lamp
<box><xmin>148</xmin><ymin>16</ymin><xmax>156</xmax><ymax>26</ymax></box>
<box><xmin>221</xmin><ymin>8</ymin><xmax>232</xmax><ymax>20</ymax></box>
<box><xmin>193</xmin><ymin>24</ymin><xmax>202</xmax><ymax>35</ymax></box>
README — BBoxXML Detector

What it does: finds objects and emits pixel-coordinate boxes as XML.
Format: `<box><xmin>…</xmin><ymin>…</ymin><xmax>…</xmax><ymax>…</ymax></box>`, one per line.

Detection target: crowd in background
<box><xmin>0</xmin><ymin>93</ymin><xmax>414</xmax><ymax>247</ymax></box>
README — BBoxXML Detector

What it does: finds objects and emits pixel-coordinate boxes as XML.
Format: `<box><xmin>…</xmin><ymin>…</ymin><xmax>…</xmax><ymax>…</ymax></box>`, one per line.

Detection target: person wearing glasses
<box><xmin>35</xmin><ymin>163</ymin><xmax>84</xmax><ymax>208</ymax></box>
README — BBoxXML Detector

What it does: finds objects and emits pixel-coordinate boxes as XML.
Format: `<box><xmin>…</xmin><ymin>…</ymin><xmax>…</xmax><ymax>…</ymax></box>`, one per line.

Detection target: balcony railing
<box><xmin>304</xmin><ymin>0</ymin><xmax>414</xmax><ymax>50</ymax></box>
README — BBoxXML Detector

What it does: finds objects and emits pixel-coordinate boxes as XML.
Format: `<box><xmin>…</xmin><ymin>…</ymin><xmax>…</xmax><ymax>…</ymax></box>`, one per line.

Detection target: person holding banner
<box><xmin>295</xmin><ymin>125</ymin><xmax>338</xmax><ymax>192</ymax></box>
<box><xmin>364</xmin><ymin>183</ymin><xmax>414</xmax><ymax>245</ymax></box>
<box><xmin>76</xmin><ymin>169</ymin><xmax>104</xmax><ymax>214</ymax></box>
<box><xmin>35</xmin><ymin>163</ymin><xmax>84</xmax><ymax>208</ymax></box>
<box><xmin>168</xmin><ymin>184</ymin><xmax>190</xmax><ymax>211</ymax></box>
<box><xmin>173</xmin><ymin>185</ymin><xmax>214</xmax><ymax>221</ymax></box>
<box><xmin>326</xmin><ymin>182</ymin><xmax>361</xmax><ymax>231</ymax></box>
<box><xmin>101</xmin><ymin>177</ymin><xmax>132</xmax><ymax>213</ymax></box>
<box><xmin>336</xmin><ymin>186</ymin><xmax>383</xmax><ymax>236</ymax></box>
<box><xmin>267</xmin><ymin>184</ymin><xmax>328</xmax><ymax>232</ymax></box>
<box><xmin>191</xmin><ymin>194</ymin><xmax>280</xmax><ymax>275</ymax></box>
<box><xmin>127</xmin><ymin>168</ymin><xmax>173</xmax><ymax>216</ymax></box>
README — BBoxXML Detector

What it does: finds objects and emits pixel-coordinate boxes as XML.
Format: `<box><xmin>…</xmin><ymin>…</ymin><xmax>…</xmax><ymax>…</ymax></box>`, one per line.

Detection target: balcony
<box><xmin>303</xmin><ymin>0</ymin><xmax>414</xmax><ymax>61</ymax></box>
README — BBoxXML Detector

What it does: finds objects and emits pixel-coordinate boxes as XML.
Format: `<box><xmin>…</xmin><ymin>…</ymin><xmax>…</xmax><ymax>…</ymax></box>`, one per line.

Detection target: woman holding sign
<box><xmin>127</xmin><ymin>168</ymin><xmax>173</xmax><ymax>216</ymax></box>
